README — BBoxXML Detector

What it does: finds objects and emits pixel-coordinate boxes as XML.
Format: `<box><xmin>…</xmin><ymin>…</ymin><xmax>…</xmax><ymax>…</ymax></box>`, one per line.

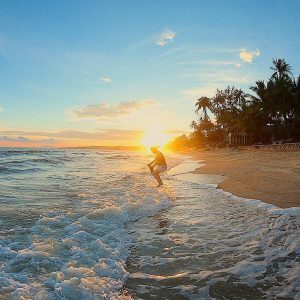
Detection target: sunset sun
<box><xmin>140</xmin><ymin>127</ymin><xmax>171</xmax><ymax>149</ymax></box>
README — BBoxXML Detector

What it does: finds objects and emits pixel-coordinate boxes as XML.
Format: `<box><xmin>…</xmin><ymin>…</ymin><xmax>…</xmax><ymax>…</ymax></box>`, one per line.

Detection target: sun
<box><xmin>140</xmin><ymin>126</ymin><xmax>171</xmax><ymax>149</ymax></box>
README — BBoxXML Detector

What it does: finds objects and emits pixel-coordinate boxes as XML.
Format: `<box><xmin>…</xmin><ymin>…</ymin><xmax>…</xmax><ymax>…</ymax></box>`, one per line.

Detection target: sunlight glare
<box><xmin>140</xmin><ymin>126</ymin><xmax>171</xmax><ymax>149</ymax></box>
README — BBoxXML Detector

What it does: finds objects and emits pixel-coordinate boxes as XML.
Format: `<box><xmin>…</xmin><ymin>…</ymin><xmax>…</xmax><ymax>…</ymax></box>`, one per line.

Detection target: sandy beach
<box><xmin>192</xmin><ymin>148</ymin><xmax>300</xmax><ymax>208</ymax></box>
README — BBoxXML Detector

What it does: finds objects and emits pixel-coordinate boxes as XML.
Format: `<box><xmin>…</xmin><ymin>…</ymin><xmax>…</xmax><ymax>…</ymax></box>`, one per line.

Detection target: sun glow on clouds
<box><xmin>239</xmin><ymin>48</ymin><xmax>261</xmax><ymax>63</ymax></box>
<box><xmin>156</xmin><ymin>29</ymin><xmax>176</xmax><ymax>46</ymax></box>
<box><xmin>69</xmin><ymin>99</ymin><xmax>156</xmax><ymax>121</ymax></box>
<box><xmin>0</xmin><ymin>128</ymin><xmax>181</xmax><ymax>148</ymax></box>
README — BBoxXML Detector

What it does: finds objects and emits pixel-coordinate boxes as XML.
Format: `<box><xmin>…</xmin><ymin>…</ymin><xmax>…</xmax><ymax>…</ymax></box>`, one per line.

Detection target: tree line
<box><xmin>168</xmin><ymin>59</ymin><xmax>300</xmax><ymax>150</ymax></box>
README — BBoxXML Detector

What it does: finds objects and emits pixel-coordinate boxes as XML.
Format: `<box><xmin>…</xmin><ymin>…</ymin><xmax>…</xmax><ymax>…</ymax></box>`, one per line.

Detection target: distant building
<box><xmin>227</xmin><ymin>132</ymin><xmax>253</xmax><ymax>146</ymax></box>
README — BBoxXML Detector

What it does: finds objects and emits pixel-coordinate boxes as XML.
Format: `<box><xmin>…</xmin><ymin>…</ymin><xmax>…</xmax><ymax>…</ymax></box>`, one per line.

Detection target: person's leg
<box><xmin>152</xmin><ymin>169</ymin><xmax>163</xmax><ymax>187</ymax></box>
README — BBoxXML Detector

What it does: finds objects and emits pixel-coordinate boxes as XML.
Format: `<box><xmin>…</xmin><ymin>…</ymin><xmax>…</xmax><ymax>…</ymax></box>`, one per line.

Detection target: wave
<box><xmin>3</xmin><ymin>158</ymin><xmax>63</xmax><ymax>165</ymax></box>
<box><xmin>31</xmin><ymin>158</ymin><xmax>64</xmax><ymax>164</ymax></box>
<box><xmin>0</xmin><ymin>174</ymin><xmax>173</xmax><ymax>299</ymax></box>
<box><xmin>105</xmin><ymin>154</ymin><xmax>132</xmax><ymax>160</ymax></box>
<box><xmin>0</xmin><ymin>149</ymin><xmax>55</xmax><ymax>156</ymax></box>
<box><xmin>0</xmin><ymin>166</ymin><xmax>42</xmax><ymax>174</ymax></box>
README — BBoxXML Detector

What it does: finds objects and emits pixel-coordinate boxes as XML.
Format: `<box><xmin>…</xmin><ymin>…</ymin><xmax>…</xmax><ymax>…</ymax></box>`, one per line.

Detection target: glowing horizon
<box><xmin>0</xmin><ymin>128</ymin><xmax>180</xmax><ymax>148</ymax></box>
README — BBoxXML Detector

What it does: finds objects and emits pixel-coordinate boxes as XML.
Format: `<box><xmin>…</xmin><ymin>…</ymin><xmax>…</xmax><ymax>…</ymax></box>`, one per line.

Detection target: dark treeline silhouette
<box><xmin>168</xmin><ymin>59</ymin><xmax>300</xmax><ymax>150</ymax></box>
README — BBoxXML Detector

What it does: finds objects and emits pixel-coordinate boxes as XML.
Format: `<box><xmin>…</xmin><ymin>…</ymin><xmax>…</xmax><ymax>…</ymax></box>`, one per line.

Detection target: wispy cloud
<box><xmin>174</xmin><ymin>59</ymin><xmax>238</xmax><ymax>67</ymax></box>
<box><xmin>156</xmin><ymin>29</ymin><xmax>176</xmax><ymax>46</ymax></box>
<box><xmin>0</xmin><ymin>129</ymin><xmax>144</xmax><ymax>141</ymax></box>
<box><xmin>0</xmin><ymin>136</ymin><xmax>55</xmax><ymax>143</ymax></box>
<box><xmin>182</xmin><ymin>86</ymin><xmax>217</xmax><ymax>98</ymax></box>
<box><xmin>194</xmin><ymin>47</ymin><xmax>239</xmax><ymax>54</ymax></box>
<box><xmin>0</xmin><ymin>129</ymin><xmax>186</xmax><ymax>143</ymax></box>
<box><xmin>159</xmin><ymin>45</ymin><xmax>242</xmax><ymax>67</ymax></box>
<box><xmin>180</xmin><ymin>69</ymin><xmax>252</xmax><ymax>84</ymax></box>
<box><xmin>100</xmin><ymin>77</ymin><xmax>112</xmax><ymax>83</ymax></box>
<box><xmin>181</xmin><ymin>68</ymin><xmax>253</xmax><ymax>99</ymax></box>
<box><xmin>160</xmin><ymin>46</ymin><xmax>188</xmax><ymax>57</ymax></box>
<box><xmin>239</xmin><ymin>48</ymin><xmax>261</xmax><ymax>63</ymax></box>
<box><xmin>69</xmin><ymin>99</ymin><xmax>156</xmax><ymax>121</ymax></box>
<box><xmin>0</xmin><ymin>106</ymin><xmax>3</xmax><ymax>112</ymax></box>
<box><xmin>203</xmin><ymin>60</ymin><xmax>237</xmax><ymax>66</ymax></box>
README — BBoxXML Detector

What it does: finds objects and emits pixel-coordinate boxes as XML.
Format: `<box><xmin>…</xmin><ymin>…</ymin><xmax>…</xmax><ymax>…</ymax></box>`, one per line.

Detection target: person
<box><xmin>147</xmin><ymin>146</ymin><xmax>167</xmax><ymax>187</ymax></box>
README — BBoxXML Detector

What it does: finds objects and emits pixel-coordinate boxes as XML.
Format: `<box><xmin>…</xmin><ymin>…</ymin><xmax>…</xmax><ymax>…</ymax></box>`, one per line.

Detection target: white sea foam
<box><xmin>0</xmin><ymin>149</ymin><xmax>174</xmax><ymax>299</ymax></box>
<box><xmin>1</xmin><ymin>180</ymin><xmax>172</xmax><ymax>299</ymax></box>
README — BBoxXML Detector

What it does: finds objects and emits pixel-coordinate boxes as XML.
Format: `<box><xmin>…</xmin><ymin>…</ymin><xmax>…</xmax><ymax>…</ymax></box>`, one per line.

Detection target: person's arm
<box><xmin>147</xmin><ymin>157</ymin><xmax>157</xmax><ymax>166</ymax></box>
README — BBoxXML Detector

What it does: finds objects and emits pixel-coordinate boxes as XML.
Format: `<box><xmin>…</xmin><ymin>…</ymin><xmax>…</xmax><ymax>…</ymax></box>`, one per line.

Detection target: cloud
<box><xmin>236</xmin><ymin>63</ymin><xmax>242</xmax><ymax>68</ymax></box>
<box><xmin>0</xmin><ymin>136</ymin><xmax>29</xmax><ymax>142</ymax></box>
<box><xmin>204</xmin><ymin>60</ymin><xmax>236</xmax><ymax>66</ymax></box>
<box><xmin>196</xmin><ymin>47</ymin><xmax>239</xmax><ymax>54</ymax></box>
<box><xmin>0</xmin><ymin>129</ymin><xmax>187</xmax><ymax>144</ymax></box>
<box><xmin>0</xmin><ymin>129</ymin><xmax>144</xmax><ymax>141</ymax></box>
<box><xmin>181</xmin><ymin>69</ymin><xmax>252</xmax><ymax>85</ymax></box>
<box><xmin>160</xmin><ymin>46</ymin><xmax>188</xmax><ymax>57</ymax></box>
<box><xmin>156</xmin><ymin>29</ymin><xmax>176</xmax><ymax>46</ymax></box>
<box><xmin>182</xmin><ymin>86</ymin><xmax>217</xmax><ymax>98</ymax></box>
<box><xmin>100</xmin><ymin>77</ymin><xmax>112</xmax><ymax>83</ymax></box>
<box><xmin>0</xmin><ymin>136</ymin><xmax>55</xmax><ymax>143</ymax></box>
<box><xmin>0</xmin><ymin>106</ymin><xmax>3</xmax><ymax>112</ymax></box>
<box><xmin>69</xmin><ymin>99</ymin><xmax>156</xmax><ymax>120</ymax></box>
<box><xmin>239</xmin><ymin>48</ymin><xmax>261</xmax><ymax>63</ymax></box>
<box><xmin>174</xmin><ymin>60</ymin><xmax>238</xmax><ymax>67</ymax></box>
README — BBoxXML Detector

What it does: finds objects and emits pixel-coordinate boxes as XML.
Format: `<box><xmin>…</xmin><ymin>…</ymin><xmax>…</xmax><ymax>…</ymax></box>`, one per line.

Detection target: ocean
<box><xmin>0</xmin><ymin>148</ymin><xmax>299</xmax><ymax>299</ymax></box>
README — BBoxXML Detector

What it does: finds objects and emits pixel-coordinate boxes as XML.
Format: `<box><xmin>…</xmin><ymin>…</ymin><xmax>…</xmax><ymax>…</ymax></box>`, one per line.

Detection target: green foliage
<box><xmin>168</xmin><ymin>58</ymin><xmax>300</xmax><ymax>150</ymax></box>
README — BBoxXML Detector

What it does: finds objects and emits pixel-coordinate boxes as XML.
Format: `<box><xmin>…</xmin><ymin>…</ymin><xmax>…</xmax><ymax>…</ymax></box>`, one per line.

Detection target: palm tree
<box><xmin>250</xmin><ymin>60</ymin><xmax>296</xmax><ymax>141</ymax></box>
<box><xmin>195</xmin><ymin>96</ymin><xmax>212</xmax><ymax>120</ymax></box>
<box><xmin>209</xmin><ymin>86</ymin><xmax>247</xmax><ymax>133</ymax></box>
<box><xmin>190</xmin><ymin>120</ymin><xmax>198</xmax><ymax>131</ymax></box>
<box><xmin>293</xmin><ymin>76</ymin><xmax>300</xmax><ymax>119</ymax></box>
<box><xmin>271</xmin><ymin>59</ymin><xmax>293</xmax><ymax>80</ymax></box>
<box><xmin>249</xmin><ymin>80</ymin><xmax>268</xmax><ymax>104</ymax></box>
<box><xmin>291</xmin><ymin>76</ymin><xmax>300</xmax><ymax>139</ymax></box>
<box><xmin>249</xmin><ymin>80</ymin><xmax>274</xmax><ymax>141</ymax></box>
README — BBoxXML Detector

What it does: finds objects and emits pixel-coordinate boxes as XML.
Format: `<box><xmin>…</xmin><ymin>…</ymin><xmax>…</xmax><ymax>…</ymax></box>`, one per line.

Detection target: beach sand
<box><xmin>192</xmin><ymin>148</ymin><xmax>300</xmax><ymax>208</ymax></box>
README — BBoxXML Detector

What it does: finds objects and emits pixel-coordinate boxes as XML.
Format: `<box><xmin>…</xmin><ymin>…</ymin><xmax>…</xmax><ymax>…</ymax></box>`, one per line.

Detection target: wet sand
<box><xmin>192</xmin><ymin>149</ymin><xmax>300</xmax><ymax>208</ymax></box>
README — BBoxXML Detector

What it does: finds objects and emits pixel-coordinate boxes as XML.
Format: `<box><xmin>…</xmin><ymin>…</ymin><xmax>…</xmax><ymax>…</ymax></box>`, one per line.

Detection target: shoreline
<box><xmin>189</xmin><ymin>148</ymin><xmax>300</xmax><ymax>208</ymax></box>
<box><xmin>124</xmin><ymin>156</ymin><xmax>300</xmax><ymax>299</ymax></box>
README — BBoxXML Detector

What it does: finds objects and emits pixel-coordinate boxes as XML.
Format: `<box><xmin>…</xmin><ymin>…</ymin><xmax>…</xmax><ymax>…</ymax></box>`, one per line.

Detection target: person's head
<box><xmin>150</xmin><ymin>146</ymin><xmax>159</xmax><ymax>154</ymax></box>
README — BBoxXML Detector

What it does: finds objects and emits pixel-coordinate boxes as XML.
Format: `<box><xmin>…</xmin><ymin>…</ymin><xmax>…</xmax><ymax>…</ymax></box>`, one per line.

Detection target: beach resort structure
<box><xmin>227</xmin><ymin>132</ymin><xmax>254</xmax><ymax>146</ymax></box>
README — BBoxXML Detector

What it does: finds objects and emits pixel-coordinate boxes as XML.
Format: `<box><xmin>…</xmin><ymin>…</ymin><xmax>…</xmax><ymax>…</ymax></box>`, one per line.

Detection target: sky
<box><xmin>0</xmin><ymin>0</ymin><xmax>299</xmax><ymax>147</ymax></box>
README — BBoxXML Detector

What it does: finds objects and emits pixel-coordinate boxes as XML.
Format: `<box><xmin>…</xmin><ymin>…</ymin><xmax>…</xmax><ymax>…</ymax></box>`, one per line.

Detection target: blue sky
<box><xmin>0</xmin><ymin>0</ymin><xmax>299</xmax><ymax>146</ymax></box>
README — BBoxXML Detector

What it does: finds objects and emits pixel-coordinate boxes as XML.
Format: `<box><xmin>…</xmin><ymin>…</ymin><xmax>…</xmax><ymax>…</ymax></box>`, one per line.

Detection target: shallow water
<box><xmin>0</xmin><ymin>148</ymin><xmax>299</xmax><ymax>299</ymax></box>
<box><xmin>124</xmin><ymin>180</ymin><xmax>300</xmax><ymax>299</ymax></box>
<box><xmin>0</xmin><ymin>148</ymin><xmax>175</xmax><ymax>299</ymax></box>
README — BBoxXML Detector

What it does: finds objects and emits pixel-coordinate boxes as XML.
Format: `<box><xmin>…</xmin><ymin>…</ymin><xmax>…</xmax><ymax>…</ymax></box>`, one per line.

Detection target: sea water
<box><xmin>0</xmin><ymin>148</ymin><xmax>299</xmax><ymax>299</ymax></box>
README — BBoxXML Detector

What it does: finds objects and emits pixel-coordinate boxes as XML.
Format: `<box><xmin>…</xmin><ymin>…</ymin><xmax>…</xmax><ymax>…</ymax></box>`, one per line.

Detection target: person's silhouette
<box><xmin>147</xmin><ymin>146</ymin><xmax>167</xmax><ymax>187</ymax></box>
